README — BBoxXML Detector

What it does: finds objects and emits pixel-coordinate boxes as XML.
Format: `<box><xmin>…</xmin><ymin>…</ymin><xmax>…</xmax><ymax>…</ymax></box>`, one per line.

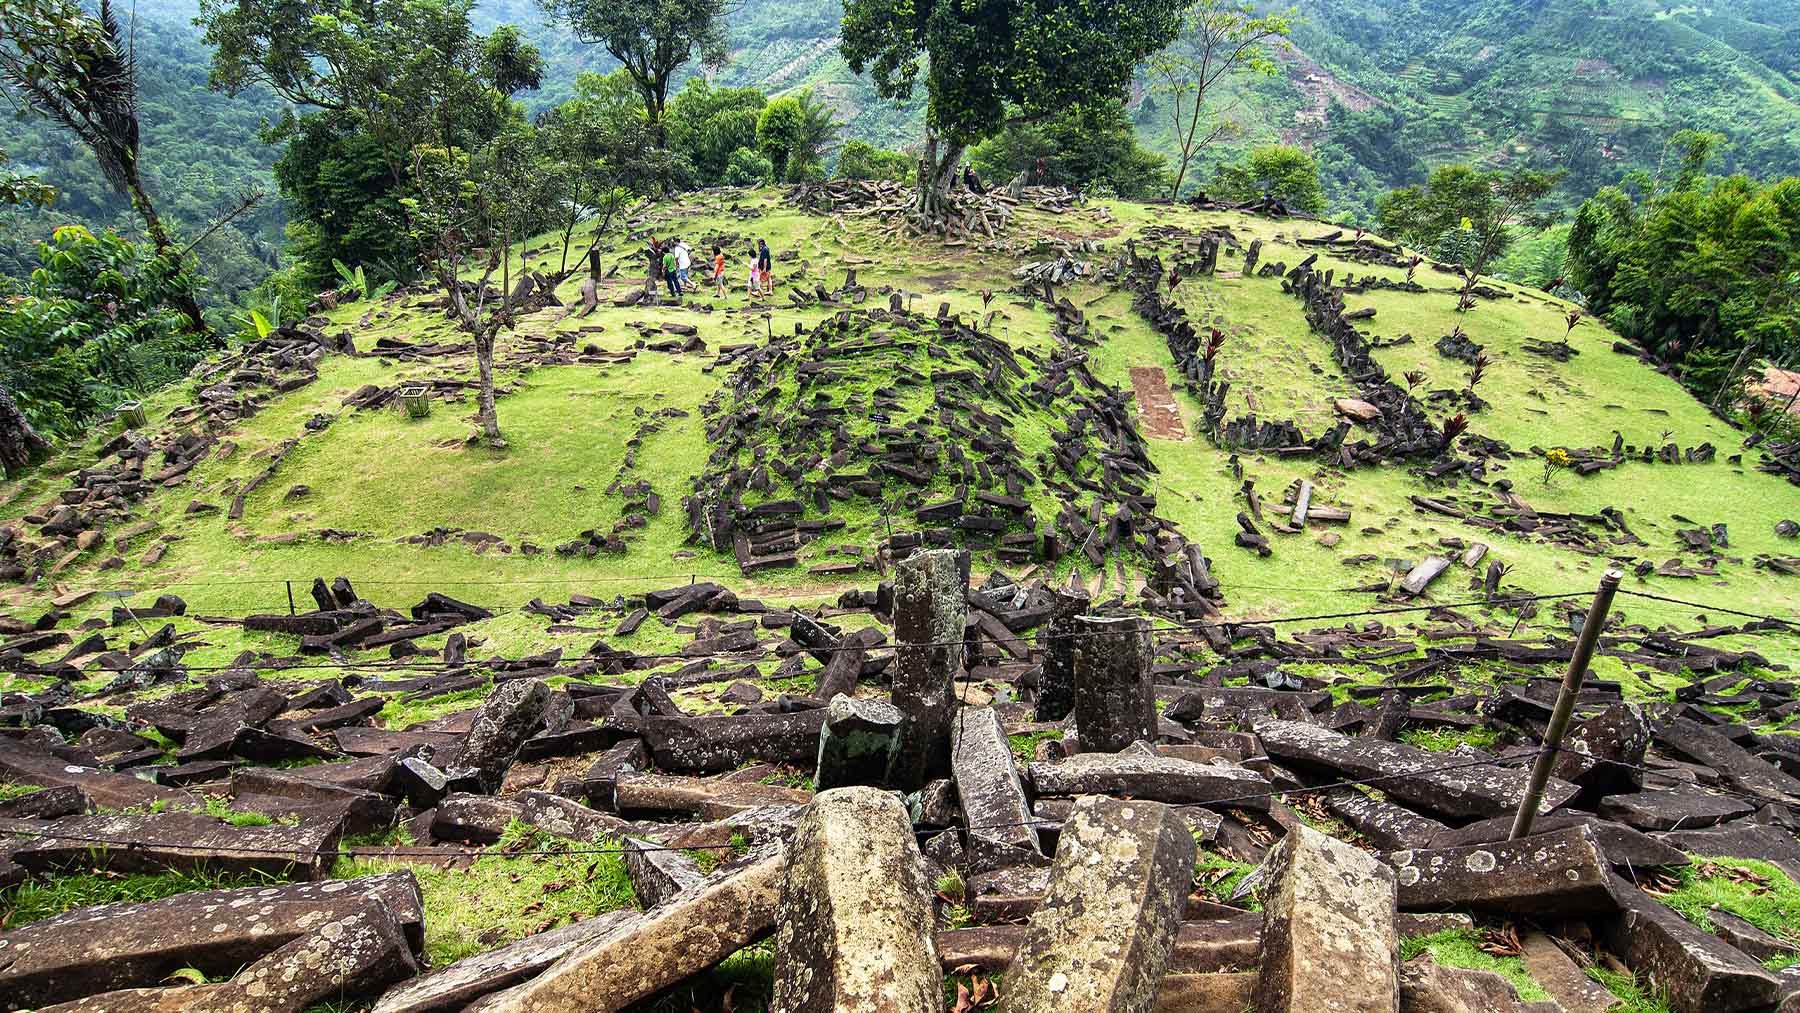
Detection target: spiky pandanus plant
<box><xmin>0</xmin><ymin>0</ymin><xmax>209</xmax><ymax>336</ymax></box>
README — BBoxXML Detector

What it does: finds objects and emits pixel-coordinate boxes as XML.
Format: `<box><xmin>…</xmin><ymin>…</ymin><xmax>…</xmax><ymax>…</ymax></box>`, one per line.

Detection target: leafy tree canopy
<box><xmin>971</xmin><ymin>102</ymin><xmax>1171</xmax><ymax>198</ymax></box>
<box><xmin>835</xmin><ymin>139</ymin><xmax>912</xmax><ymax>182</ymax></box>
<box><xmin>535</xmin><ymin>0</ymin><xmax>730</xmax><ymax>143</ymax></box>
<box><xmin>756</xmin><ymin>91</ymin><xmax>838</xmax><ymax>183</ymax></box>
<box><xmin>1211</xmin><ymin>144</ymin><xmax>1325</xmax><ymax>213</ymax></box>
<box><xmin>666</xmin><ymin>78</ymin><xmax>766</xmax><ymax>183</ymax></box>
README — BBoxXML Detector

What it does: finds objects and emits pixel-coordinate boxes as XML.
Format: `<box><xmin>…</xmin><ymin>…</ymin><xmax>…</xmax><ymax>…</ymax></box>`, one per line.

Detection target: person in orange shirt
<box><xmin>711</xmin><ymin>245</ymin><xmax>727</xmax><ymax>298</ymax></box>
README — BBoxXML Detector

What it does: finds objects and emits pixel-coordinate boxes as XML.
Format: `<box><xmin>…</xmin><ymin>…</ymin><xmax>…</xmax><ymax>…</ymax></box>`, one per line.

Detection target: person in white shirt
<box><xmin>674</xmin><ymin>240</ymin><xmax>692</xmax><ymax>288</ymax></box>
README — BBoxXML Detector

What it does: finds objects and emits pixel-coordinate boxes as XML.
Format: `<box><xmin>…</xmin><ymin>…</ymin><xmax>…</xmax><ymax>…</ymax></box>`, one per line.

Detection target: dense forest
<box><xmin>1</xmin><ymin>0</ymin><xmax>1796</xmax><ymax>462</ymax></box>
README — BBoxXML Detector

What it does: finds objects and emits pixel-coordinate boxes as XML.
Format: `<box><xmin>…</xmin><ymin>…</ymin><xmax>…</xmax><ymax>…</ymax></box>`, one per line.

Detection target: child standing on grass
<box><xmin>747</xmin><ymin>247</ymin><xmax>760</xmax><ymax>301</ymax></box>
<box><xmin>712</xmin><ymin>245</ymin><xmax>727</xmax><ymax>298</ymax></box>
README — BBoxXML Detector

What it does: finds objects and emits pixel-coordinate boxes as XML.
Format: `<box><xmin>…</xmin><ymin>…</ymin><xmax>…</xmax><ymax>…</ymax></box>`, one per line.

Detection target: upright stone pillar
<box><xmin>1254</xmin><ymin>823</ymin><xmax>1399</xmax><ymax>1013</ymax></box>
<box><xmin>1035</xmin><ymin>589</ymin><xmax>1089</xmax><ymax>722</ymax></box>
<box><xmin>888</xmin><ymin>549</ymin><xmax>965</xmax><ymax>790</ymax></box>
<box><xmin>771</xmin><ymin>787</ymin><xmax>941</xmax><ymax>1013</ymax></box>
<box><xmin>1071</xmin><ymin>615</ymin><xmax>1154</xmax><ymax>753</ymax></box>
<box><xmin>815</xmin><ymin>694</ymin><xmax>903</xmax><ymax>791</ymax></box>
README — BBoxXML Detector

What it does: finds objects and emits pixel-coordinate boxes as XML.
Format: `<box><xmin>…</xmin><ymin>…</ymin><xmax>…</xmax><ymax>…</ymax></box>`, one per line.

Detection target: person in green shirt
<box><xmin>662</xmin><ymin>247</ymin><xmax>682</xmax><ymax>301</ymax></box>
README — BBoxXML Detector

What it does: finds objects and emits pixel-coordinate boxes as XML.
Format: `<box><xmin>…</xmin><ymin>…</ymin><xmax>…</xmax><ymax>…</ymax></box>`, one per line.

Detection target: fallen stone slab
<box><xmin>1319</xmin><ymin>787</ymin><xmax>1448</xmax><ymax>850</ymax></box>
<box><xmin>0</xmin><ymin>738</ymin><xmax>195</xmax><ymax>810</ymax></box>
<box><xmin>0</xmin><ymin>784</ymin><xmax>89</xmax><ymax>819</ymax></box>
<box><xmin>0</xmin><ymin>871</ymin><xmax>423</xmax><ymax>1009</ymax></box>
<box><xmin>1519</xmin><ymin>930</ymin><xmax>1621</xmax><ymax>1013</ymax></box>
<box><xmin>1255</xmin><ymin>720</ymin><xmax>1575</xmax><ymax>821</ymax></box>
<box><xmin>1597</xmin><ymin>785</ymin><xmax>1755</xmax><ymax>831</ymax></box>
<box><xmin>1398</xmin><ymin>955</ymin><xmax>1537</xmax><ymax>1012</ymax></box>
<box><xmin>1387</xmin><ymin>824</ymin><xmax>1618</xmax><ymax>914</ymax></box>
<box><xmin>470</xmin><ymin>850</ymin><xmax>785</xmax><ymax>1012</ymax></box>
<box><xmin>997</xmin><ymin>796</ymin><xmax>1195</xmax><ymax>1013</ymax></box>
<box><xmin>1599</xmin><ymin>870</ymin><xmax>1779</xmax><ymax>1013</ymax></box>
<box><xmin>1655</xmin><ymin>824</ymin><xmax>1800</xmax><ymax>880</ymax></box>
<box><xmin>642</xmin><ymin>708</ymin><xmax>828</xmax><ymax>773</ymax></box>
<box><xmin>1028</xmin><ymin>742</ymin><xmax>1271</xmax><ymax>811</ymax></box>
<box><xmin>937</xmin><ymin>916</ymin><xmax>1263</xmax><ymax>975</ymax></box>
<box><xmin>432</xmin><ymin>791</ymin><xmax>637</xmax><ymax>845</ymax></box>
<box><xmin>370</xmin><ymin>911</ymin><xmax>639</xmax><ymax>1013</ymax></box>
<box><xmin>1707</xmin><ymin>907</ymin><xmax>1799</xmax><ymax>962</ymax></box>
<box><xmin>1254</xmin><ymin>822</ymin><xmax>1399</xmax><ymax>1013</ymax></box>
<box><xmin>772</xmin><ymin>787</ymin><xmax>939</xmax><ymax>1011</ymax></box>
<box><xmin>230</xmin><ymin>765</ymin><xmax>395</xmax><ymax>836</ymax></box>
<box><xmin>1426</xmin><ymin>813</ymin><xmax>1688</xmax><ymax>870</ymax></box>
<box><xmin>614</xmin><ymin>770</ymin><xmax>812</xmax><ymax>820</ymax></box>
<box><xmin>5</xmin><ymin>810</ymin><xmax>342</xmax><ymax>879</ymax></box>
<box><xmin>1657</xmin><ymin>719</ymin><xmax>1800</xmax><ymax>804</ymax></box>
<box><xmin>621</xmin><ymin>836</ymin><xmax>707</xmax><ymax>908</ymax></box>
<box><xmin>952</xmin><ymin>707</ymin><xmax>1039</xmax><ymax>857</ymax></box>
<box><xmin>1153</xmin><ymin>973</ymin><xmax>1258</xmax><ymax>1013</ymax></box>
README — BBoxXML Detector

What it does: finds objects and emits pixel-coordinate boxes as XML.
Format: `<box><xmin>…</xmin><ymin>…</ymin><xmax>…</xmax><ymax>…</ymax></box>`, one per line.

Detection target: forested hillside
<box><xmin>6</xmin><ymin>0</ymin><xmax>1796</xmax><ymax>282</ymax></box>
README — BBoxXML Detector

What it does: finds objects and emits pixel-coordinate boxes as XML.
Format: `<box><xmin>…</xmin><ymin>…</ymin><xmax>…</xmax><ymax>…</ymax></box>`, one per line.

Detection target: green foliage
<box><xmin>1211</xmin><ymin>144</ymin><xmax>1325</xmax><ymax>212</ymax></box>
<box><xmin>536</xmin><ymin>0</ymin><xmax>731</xmax><ymax>142</ymax></box>
<box><xmin>331</xmin><ymin>259</ymin><xmax>396</xmax><ymax>302</ymax></box>
<box><xmin>1584</xmin><ymin>966</ymin><xmax>1673</xmax><ymax>1013</ymax></box>
<box><xmin>0</xmin><ymin>224</ymin><xmax>212</xmax><ymax>438</ymax></box>
<box><xmin>665</xmin><ymin>78</ymin><xmax>766</xmax><ymax>183</ymax></box>
<box><xmin>0</xmin><ymin>147</ymin><xmax>56</xmax><ymax>209</ymax></box>
<box><xmin>1399</xmin><ymin>725</ymin><xmax>1502</xmax><ymax>752</ymax></box>
<box><xmin>546</xmin><ymin>70</ymin><xmax>695</xmax><ymax>195</ymax></box>
<box><xmin>1566</xmin><ymin>144</ymin><xmax>1800</xmax><ymax>392</ymax></box>
<box><xmin>756</xmin><ymin>91</ymin><xmax>838</xmax><ymax>183</ymax></box>
<box><xmin>1377</xmin><ymin>164</ymin><xmax>1563</xmax><ymax>274</ymax></box>
<box><xmin>1400</xmin><ymin>929</ymin><xmax>1550</xmax><ymax>1002</ymax></box>
<box><xmin>834</xmin><ymin>139</ymin><xmax>912</xmax><ymax>182</ymax></box>
<box><xmin>724</xmin><ymin>146</ymin><xmax>775</xmax><ymax>187</ymax></box>
<box><xmin>970</xmin><ymin>102</ymin><xmax>1173</xmax><ymax>199</ymax></box>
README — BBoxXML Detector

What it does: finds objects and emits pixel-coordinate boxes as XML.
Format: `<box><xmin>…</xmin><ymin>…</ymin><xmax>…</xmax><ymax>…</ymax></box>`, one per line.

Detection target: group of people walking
<box><xmin>646</xmin><ymin>236</ymin><xmax>775</xmax><ymax>304</ymax></box>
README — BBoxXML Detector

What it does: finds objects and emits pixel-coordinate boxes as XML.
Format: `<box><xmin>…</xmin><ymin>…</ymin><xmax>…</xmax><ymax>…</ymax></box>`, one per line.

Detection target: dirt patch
<box><xmin>1129</xmin><ymin>366</ymin><xmax>1190</xmax><ymax>441</ymax></box>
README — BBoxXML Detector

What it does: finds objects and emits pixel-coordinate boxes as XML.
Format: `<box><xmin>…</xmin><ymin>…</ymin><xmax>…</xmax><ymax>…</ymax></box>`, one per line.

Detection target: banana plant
<box><xmin>233</xmin><ymin>294</ymin><xmax>279</xmax><ymax>339</ymax></box>
<box><xmin>333</xmin><ymin>259</ymin><xmax>397</xmax><ymax>302</ymax></box>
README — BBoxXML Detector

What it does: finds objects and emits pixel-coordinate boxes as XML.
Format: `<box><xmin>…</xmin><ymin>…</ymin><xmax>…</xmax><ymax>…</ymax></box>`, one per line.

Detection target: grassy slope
<box><xmin>4</xmin><ymin>189</ymin><xmax>1797</xmax><ymax>675</ymax></box>
<box><xmin>5</xmin><ymin>186</ymin><xmax>1800</xmax><ymax>1011</ymax></box>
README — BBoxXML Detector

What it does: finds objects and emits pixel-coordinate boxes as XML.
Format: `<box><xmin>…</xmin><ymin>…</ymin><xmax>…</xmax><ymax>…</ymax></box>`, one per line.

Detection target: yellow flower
<box><xmin>1547</xmin><ymin>448</ymin><xmax>1572</xmax><ymax>467</ymax></box>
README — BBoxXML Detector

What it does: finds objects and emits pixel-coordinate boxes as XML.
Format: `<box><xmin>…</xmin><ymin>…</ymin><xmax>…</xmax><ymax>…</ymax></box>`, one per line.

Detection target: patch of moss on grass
<box><xmin>1400</xmin><ymin>928</ymin><xmax>1550</xmax><ymax>1002</ymax></box>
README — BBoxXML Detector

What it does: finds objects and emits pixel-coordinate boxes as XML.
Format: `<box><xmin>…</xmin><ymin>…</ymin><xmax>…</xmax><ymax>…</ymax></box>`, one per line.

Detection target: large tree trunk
<box><xmin>914</xmin><ymin>129</ymin><xmax>965</xmax><ymax>227</ymax></box>
<box><xmin>0</xmin><ymin>384</ymin><xmax>50</xmax><ymax>479</ymax></box>
<box><xmin>124</xmin><ymin>165</ymin><xmax>213</xmax><ymax>342</ymax></box>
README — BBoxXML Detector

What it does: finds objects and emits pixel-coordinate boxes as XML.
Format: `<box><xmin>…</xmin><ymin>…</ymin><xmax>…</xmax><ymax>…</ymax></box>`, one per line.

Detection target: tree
<box><xmin>724</xmin><ymin>146</ymin><xmax>774</xmax><ymax>186</ymax></box>
<box><xmin>1376</xmin><ymin>163</ymin><xmax>1562</xmax><ymax>275</ymax></box>
<box><xmin>840</xmin><ymin>0</ymin><xmax>1187</xmax><ymax>223</ymax></box>
<box><xmin>198</xmin><ymin>0</ymin><xmax>542</xmax><ymax>284</ymax></box>
<box><xmin>1146</xmin><ymin>0</ymin><xmax>1292</xmax><ymax>199</ymax></box>
<box><xmin>402</xmin><ymin>135</ymin><xmax>552</xmax><ymax>448</ymax></box>
<box><xmin>1566</xmin><ymin>156</ymin><xmax>1800</xmax><ymax>394</ymax></box>
<box><xmin>1</xmin><ymin>0</ymin><xmax>211</xmax><ymax>336</ymax></box>
<box><xmin>550</xmin><ymin>70</ymin><xmax>695</xmax><ymax>195</ymax></box>
<box><xmin>666</xmin><ymin>78</ymin><xmax>766</xmax><ymax>184</ymax></box>
<box><xmin>198</xmin><ymin>0</ymin><xmax>542</xmax><ymax>184</ymax></box>
<box><xmin>535</xmin><ymin>0</ymin><xmax>730</xmax><ymax>147</ymax></box>
<box><xmin>1211</xmin><ymin>144</ymin><xmax>1325</xmax><ymax>212</ymax></box>
<box><xmin>537</xmin><ymin>108</ymin><xmax>633</xmax><ymax>277</ymax></box>
<box><xmin>836</xmin><ymin>140</ymin><xmax>913</xmax><ymax>182</ymax></box>
<box><xmin>756</xmin><ymin>91</ymin><xmax>839</xmax><ymax>183</ymax></box>
<box><xmin>970</xmin><ymin>102</ymin><xmax>1171</xmax><ymax>198</ymax></box>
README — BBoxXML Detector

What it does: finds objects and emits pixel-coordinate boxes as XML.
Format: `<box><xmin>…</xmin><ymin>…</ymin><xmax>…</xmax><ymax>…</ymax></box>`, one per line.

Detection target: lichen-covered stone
<box><xmin>1071</xmin><ymin>615</ymin><xmax>1155</xmax><ymax>753</ymax></box>
<box><xmin>370</xmin><ymin>911</ymin><xmax>639</xmax><ymax>1013</ymax></box>
<box><xmin>771</xmin><ymin>787</ymin><xmax>940</xmax><ymax>1012</ymax></box>
<box><xmin>951</xmin><ymin>707</ymin><xmax>1038</xmax><ymax>855</ymax></box>
<box><xmin>1027</xmin><ymin>742</ymin><xmax>1270</xmax><ymax>811</ymax></box>
<box><xmin>1387</xmin><ymin>824</ymin><xmax>1618</xmax><ymax>914</ymax></box>
<box><xmin>815</xmin><ymin>693</ymin><xmax>903</xmax><ymax>790</ymax></box>
<box><xmin>2</xmin><ymin>873</ymin><xmax>423</xmax><ymax>1009</ymax></box>
<box><xmin>1398</xmin><ymin>955</ymin><xmax>1535</xmax><ymax>1012</ymax></box>
<box><xmin>1255</xmin><ymin>719</ymin><xmax>1576</xmax><ymax>821</ymax></box>
<box><xmin>1550</xmin><ymin>702</ymin><xmax>1649</xmax><ymax>802</ymax></box>
<box><xmin>462</xmin><ymin>678</ymin><xmax>552</xmax><ymax>792</ymax></box>
<box><xmin>1034</xmin><ymin>590</ymin><xmax>1088</xmax><ymax>722</ymax></box>
<box><xmin>1599</xmin><ymin>870</ymin><xmax>1780</xmax><ymax>1013</ymax></box>
<box><xmin>997</xmin><ymin>796</ymin><xmax>1194</xmax><ymax>1012</ymax></box>
<box><xmin>889</xmin><ymin>549</ymin><xmax>966</xmax><ymax>790</ymax></box>
<box><xmin>1254</xmin><ymin>822</ymin><xmax>1399</xmax><ymax>1013</ymax></box>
